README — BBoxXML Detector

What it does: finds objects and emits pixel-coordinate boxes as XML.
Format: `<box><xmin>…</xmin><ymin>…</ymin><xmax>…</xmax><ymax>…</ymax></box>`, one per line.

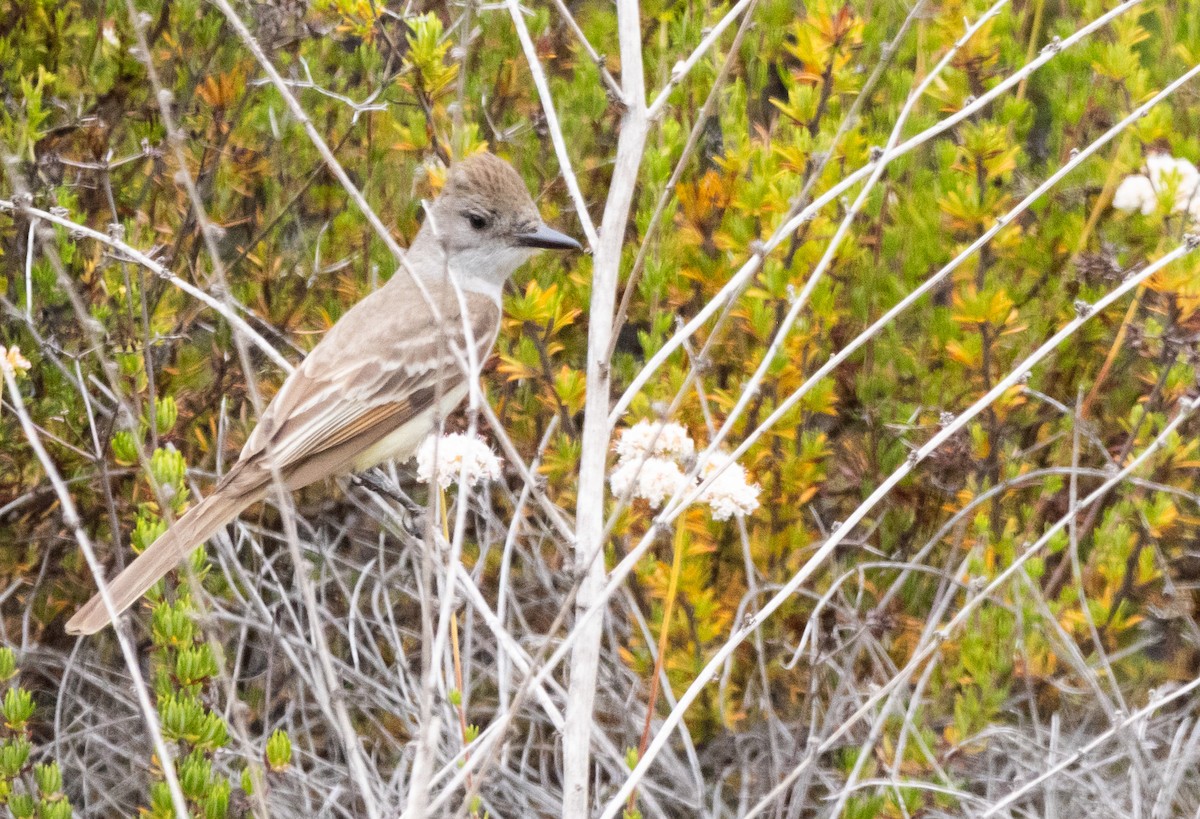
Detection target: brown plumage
<box><xmin>67</xmin><ymin>153</ymin><xmax>580</xmax><ymax>636</ymax></box>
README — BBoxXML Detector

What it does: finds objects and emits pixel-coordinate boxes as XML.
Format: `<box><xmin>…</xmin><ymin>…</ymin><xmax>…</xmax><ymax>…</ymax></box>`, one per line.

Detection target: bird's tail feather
<box><xmin>65</xmin><ymin>466</ymin><xmax>265</xmax><ymax>636</ymax></box>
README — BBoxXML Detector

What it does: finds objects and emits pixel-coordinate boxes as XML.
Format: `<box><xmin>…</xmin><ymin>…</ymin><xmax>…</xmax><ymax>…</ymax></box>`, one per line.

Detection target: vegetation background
<box><xmin>2</xmin><ymin>0</ymin><xmax>1200</xmax><ymax>815</ymax></box>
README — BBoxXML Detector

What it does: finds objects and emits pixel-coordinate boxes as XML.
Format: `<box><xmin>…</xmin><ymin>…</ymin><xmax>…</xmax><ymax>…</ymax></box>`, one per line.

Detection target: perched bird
<box><xmin>67</xmin><ymin>152</ymin><xmax>580</xmax><ymax>635</ymax></box>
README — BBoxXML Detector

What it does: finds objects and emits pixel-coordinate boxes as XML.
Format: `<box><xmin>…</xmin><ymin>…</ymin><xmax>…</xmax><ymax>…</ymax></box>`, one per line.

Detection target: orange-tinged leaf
<box><xmin>945</xmin><ymin>340</ymin><xmax>979</xmax><ymax>367</ymax></box>
<box><xmin>496</xmin><ymin>356</ymin><xmax>537</xmax><ymax>382</ymax></box>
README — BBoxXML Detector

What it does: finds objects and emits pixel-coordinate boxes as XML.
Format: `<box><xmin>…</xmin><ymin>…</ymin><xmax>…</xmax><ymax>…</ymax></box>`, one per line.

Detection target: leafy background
<box><xmin>2</xmin><ymin>0</ymin><xmax>1200</xmax><ymax>815</ymax></box>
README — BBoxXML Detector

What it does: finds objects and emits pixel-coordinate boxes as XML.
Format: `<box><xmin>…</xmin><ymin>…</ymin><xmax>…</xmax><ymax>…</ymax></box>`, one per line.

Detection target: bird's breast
<box><xmin>350</xmin><ymin>383</ymin><xmax>470</xmax><ymax>472</ymax></box>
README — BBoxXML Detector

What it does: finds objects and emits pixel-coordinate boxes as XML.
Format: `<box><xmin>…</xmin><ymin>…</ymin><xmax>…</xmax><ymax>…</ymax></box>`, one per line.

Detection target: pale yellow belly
<box><xmin>350</xmin><ymin>383</ymin><xmax>469</xmax><ymax>471</ymax></box>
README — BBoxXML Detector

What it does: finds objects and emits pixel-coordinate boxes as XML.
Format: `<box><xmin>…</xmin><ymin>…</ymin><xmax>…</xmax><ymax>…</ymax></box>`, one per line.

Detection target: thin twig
<box><xmin>503</xmin><ymin>0</ymin><xmax>600</xmax><ymax>249</ymax></box>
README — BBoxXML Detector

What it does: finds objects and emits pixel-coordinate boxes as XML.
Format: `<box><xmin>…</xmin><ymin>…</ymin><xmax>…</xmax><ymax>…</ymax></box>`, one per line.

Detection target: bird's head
<box><xmin>421</xmin><ymin>152</ymin><xmax>581</xmax><ymax>294</ymax></box>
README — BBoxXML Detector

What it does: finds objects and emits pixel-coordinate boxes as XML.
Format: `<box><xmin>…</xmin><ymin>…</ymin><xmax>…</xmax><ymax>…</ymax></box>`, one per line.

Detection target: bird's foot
<box><xmin>350</xmin><ymin>469</ymin><xmax>424</xmax><ymax>538</ymax></box>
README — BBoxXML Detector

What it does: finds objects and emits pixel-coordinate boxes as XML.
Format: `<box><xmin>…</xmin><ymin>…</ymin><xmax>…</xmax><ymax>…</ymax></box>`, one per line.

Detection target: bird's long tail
<box><xmin>66</xmin><ymin>465</ymin><xmax>265</xmax><ymax>636</ymax></box>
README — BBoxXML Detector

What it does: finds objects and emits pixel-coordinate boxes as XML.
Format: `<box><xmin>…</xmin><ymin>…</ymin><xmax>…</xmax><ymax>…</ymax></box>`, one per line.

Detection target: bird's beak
<box><xmin>515</xmin><ymin>223</ymin><xmax>582</xmax><ymax>251</ymax></box>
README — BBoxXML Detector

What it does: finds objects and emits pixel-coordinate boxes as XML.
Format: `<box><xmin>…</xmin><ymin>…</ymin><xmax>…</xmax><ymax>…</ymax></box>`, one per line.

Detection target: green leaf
<box><xmin>2</xmin><ymin>688</ymin><xmax>35</xmax><ymax>731</ymax></box>
<box><xmin>32</xmin><ymin>761</ymin><xmax>62</xmax><ymax>798</ymax></box>
<box><xmin>265</xmin><ymin>729</ymin><xmax>292</xmax><ymax>772</ymax></box>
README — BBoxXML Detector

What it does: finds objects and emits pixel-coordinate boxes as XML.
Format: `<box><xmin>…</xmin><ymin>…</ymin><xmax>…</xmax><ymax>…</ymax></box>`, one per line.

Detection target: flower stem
<box><xmin>441</xmin><ymin>485</ymin><xmax>478</xmax><ymax>817</ymax></box>
<box><xmin>629</xmin><ymin>521</ymin><xmax>688</xmax><ymax>815</ymax></box>
<box><xmin>439</xmin><ymin>486</ymin><xmax>450</xmax><ymax>541</ymax></box>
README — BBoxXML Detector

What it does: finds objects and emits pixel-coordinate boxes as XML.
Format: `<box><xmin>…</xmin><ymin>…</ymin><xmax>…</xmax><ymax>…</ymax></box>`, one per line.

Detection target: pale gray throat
<box><xmin>404</xmin><ymin>226</ymin><xmax>523</xmax><ymax>304</ymax></box>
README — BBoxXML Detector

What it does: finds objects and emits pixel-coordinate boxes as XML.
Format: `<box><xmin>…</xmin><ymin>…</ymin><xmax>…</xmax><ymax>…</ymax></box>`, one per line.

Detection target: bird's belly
<box><xmin>351</xmin><ymin>383</ymin><xmax>469</xmax><ymax>472</ymax></box>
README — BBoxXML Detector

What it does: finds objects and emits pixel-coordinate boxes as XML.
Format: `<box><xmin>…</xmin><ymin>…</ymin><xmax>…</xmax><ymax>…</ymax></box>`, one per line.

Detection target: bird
<box><xmin>66</xmin><ymin>152</ymin><xmax>581</xmax><ymax>636</ymax></box>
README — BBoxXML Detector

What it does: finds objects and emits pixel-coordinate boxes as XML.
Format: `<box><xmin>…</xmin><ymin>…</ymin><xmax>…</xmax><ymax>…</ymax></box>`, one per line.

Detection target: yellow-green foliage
<box><xmin>0</xmin><ymin>649</ymin><xmax>73</xmax><ymax>817</ymax></box>
<box><xmin>2</xmin><ymin>0</ymin><xmax>1200</xmax><ymax>813</ymax></box>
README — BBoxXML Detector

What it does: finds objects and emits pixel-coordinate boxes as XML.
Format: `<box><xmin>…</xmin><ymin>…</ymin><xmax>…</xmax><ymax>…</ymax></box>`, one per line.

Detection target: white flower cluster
<box><xmin>697</xmin><ymin>453</ymin><xmax>763</xmax><ymax>521</ymax></box>
<box><xmin>0</xmin><ymin>346</ymin><xmax>31</xmax><ymax>379</ymax></box>
<box><xmin>614</xmin><ymin>419</ymin><xmax>695</xmax><ymax>462</ymax></box>
<box><xmin>415</xmin><ymin>433</ymin><xmax>502</xmax><ymax>489</ymax></box>
<box><xmin>610</xmin><ymin>421</ymin><xmax>761</xmax><ymax>520</ymax></box>
<box><xmin>1113</xmin><ymin>152</ymin><xmax>1200</xmax><ymax>219</ymax></box>
<box><xmin>610</xmin><ymin>455</ymin><xmax>689</xmax><ymax>508</ymax></box>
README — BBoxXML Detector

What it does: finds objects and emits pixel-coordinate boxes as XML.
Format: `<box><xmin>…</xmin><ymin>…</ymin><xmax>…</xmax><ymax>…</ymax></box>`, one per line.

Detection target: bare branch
<box><xmin>562</xmin><ymin>0</ymin><xmax>651</xmax><ymax>807</ymax></box>
<box><xmin>503</xmin><ymin>0</ymin><xmax>601</xmax><ymax>248</ymax></box>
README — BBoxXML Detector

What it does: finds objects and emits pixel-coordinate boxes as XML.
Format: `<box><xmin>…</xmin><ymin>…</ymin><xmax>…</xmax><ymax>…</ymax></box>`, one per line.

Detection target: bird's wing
<box><xmin>65</xmin><ymin>285</ymin><xmax>499</xmax><ymax>637</ymax></box>
<box><xmin>242</xmin><ymin>284</ymin><xmax>500</xmax><ymax>481</ymax></box>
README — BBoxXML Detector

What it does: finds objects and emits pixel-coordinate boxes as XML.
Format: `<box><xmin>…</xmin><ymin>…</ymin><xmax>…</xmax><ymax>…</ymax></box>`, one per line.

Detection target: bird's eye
<box><xmin>466</xmin><ymin>212</ymin><xmax>489</xmax><ymax>230</ymax></box>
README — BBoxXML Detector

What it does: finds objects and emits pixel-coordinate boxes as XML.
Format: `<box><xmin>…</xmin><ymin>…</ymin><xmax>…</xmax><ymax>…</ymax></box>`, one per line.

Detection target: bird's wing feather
<box><xmin>242</xmin><ymin>284</ymin><xmax>499</xmax><ymax>480</ymax></box>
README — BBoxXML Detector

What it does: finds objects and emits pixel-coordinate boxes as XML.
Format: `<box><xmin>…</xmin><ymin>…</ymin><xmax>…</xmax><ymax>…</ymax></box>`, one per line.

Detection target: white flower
<box><xmin>1112</xmin><ymin>174</ymin><xmax>1156</xmax><ymax>215</ymax></box>
<box><xmin>696</xmin><ymin>453</ymin><xmax>761</xmax><ymax>521</ymax></box>
<box><xmin>1114</xmin><ymin>153</ymin><xmax>1200</xmax><ymax>217</ymax></box>
<box><xmin>1147</xmin><ymin>152</ymin><xmax>1199</xmax><ymax>188</ymax></box>
<box><xmin>613</xmin><ymin>420</ymin><xmax>695</xmax><ymax>462</ymax></box>
<box><xmin>608</xmin><ymin>458</ymin><xmax>639</xmax><ymax>500</ymax></box>
<box><xmin>609</xmin><ymin>457</ymin><xmax>690</xmax><ymax>508</ymax></box>
<box><xmin>415</xmin><ymin>433</ymin><xmax>502</xmax><ymax>489</ymax></box>
<box><xmin>608</xmin><ymin>422</ymin><xmax>761</xmax><ymax>520</ymax></box>
<box><xmin>1148</xmin><ymin>153</ymin><xmax>1200</xmax><ymax>212</ymax></box>
<box><xmin>0</xmin><ymin>346</ymin><xmax>31</xmax><ymax>379</ymax></box>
